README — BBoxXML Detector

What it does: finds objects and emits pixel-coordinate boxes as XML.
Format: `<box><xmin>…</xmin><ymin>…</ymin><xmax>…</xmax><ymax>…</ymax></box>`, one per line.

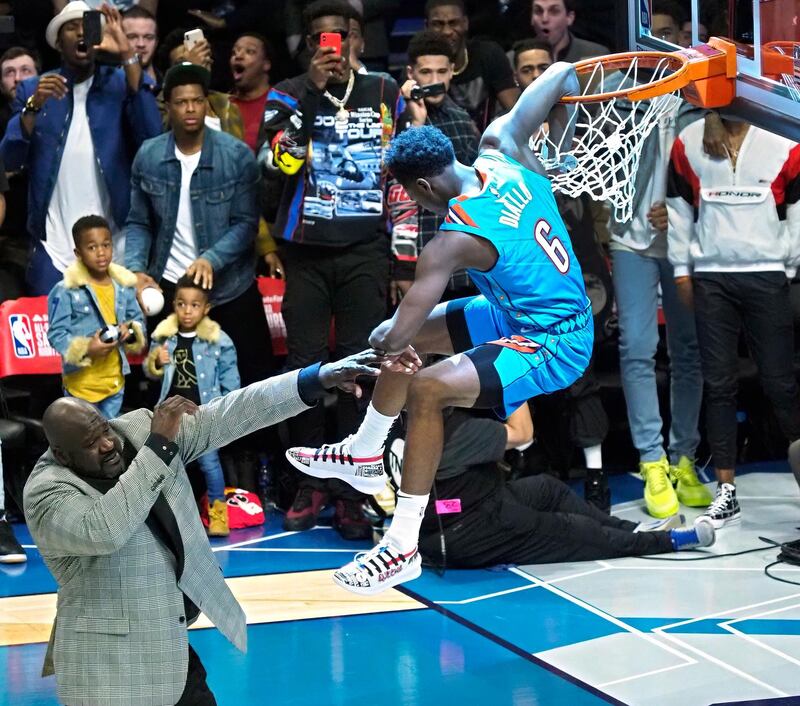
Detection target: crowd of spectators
<box><xmin>0</xmin><ymin>0</ymin><xmax>798</xmax><ymax>578</ymax></box>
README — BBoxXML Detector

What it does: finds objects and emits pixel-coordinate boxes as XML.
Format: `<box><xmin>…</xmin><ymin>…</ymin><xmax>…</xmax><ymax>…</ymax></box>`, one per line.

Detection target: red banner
<box><xmin>258</xmin><ymin>276</ymin><xmax>288</xmax><ymax>356</ymax></box>
<box><xmin>0</xmin><ymin>296</ymin><xmax>145</xmax><ymax>378</ymax></box>
<box><xmin>0</xmin><ymin>297</ymin><xmax>61</xmax><ymax>376</ymax></box>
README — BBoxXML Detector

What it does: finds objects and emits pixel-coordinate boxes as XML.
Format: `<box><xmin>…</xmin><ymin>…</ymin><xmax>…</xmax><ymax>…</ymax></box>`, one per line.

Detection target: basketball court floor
<box><xmin>1</xmin><ymin>461</ymin><xmax>799</xmax><ymax>706</ymax></box>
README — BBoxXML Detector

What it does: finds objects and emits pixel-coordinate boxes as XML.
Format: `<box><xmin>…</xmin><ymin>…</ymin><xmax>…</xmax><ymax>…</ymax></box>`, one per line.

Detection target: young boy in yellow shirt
<box><xmin>47</xmin><ymin>215</ymin><xmax>146</xmax><ymax>418</ymax></box>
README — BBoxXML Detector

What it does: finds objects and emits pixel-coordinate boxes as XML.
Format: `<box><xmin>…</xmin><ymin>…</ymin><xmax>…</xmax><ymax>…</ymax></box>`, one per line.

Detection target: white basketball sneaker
<box><xmin>285</xmin><ymin>435</ymin><xmax>387</xmax><ymax>495</ymax></box>
<box><xmin>333</xmin><ymin>537</ymin><xmax>422</xmax><ymax>595</ymax></box>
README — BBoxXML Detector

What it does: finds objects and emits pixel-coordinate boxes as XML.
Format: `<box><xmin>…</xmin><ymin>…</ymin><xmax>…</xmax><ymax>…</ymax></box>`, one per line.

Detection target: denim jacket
<box><xmin>145</xmin><ymin>314</ymin><xmax>240</xmax><ymax>404</ymax></box>
<box><xmin>47</xmin><ymin>262</ymin><xmax>147</xmax><ymax>376</ymax></box>
<box><xmin>0</xmin><ymin>65</ymin><xmax>161</xmax><ymax>245</ymax></box>
<box><xmin>125</xmin><ymin>129</ymin><xmax>260</xmax><ymax>306</ymax></box>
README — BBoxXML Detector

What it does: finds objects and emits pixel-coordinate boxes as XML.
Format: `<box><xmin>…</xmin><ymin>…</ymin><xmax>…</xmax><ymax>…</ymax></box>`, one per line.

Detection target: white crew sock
<box><xmin>386</xmin><ymin>491</ymin><xmax>430</xmax><ymax>552</ymax></box>
<box><xmin>349</xmin><ymin>403</ymin><xmax>398</xmax><ymax>456</ymax></box>
<box><xmin>583</xmin><ymin>444</ymin><xmax>603</xmax><ymax>470</ymax></box>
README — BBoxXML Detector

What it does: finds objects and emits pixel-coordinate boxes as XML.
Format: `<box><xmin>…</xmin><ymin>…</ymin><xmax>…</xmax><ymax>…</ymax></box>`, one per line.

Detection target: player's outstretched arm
<box><xmin>369</xmin><ymin>229</ymin><xmax>495</xmax><ymax>355</ymax></box>
<box><xmin>480</xmin><ymin>62</ymin><xmax>579</xmax><ymax>170</ymax></box>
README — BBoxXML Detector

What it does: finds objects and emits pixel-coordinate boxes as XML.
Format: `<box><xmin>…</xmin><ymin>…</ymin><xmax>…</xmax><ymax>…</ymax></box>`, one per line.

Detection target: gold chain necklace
<box><xmin>324</xmin><ymin>70</ymin><xmax>355</xmax><ymax>124</ymax></box>
<box><xmin>452</xmin><ymin>47</ymin><xmax>469</xmax><ymax>77</ymax></box>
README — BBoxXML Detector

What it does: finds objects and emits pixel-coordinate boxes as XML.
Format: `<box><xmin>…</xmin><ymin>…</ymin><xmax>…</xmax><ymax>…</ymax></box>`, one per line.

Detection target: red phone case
<box><xmin>319</xmin><ymin>32</ymin><xmax>342</xmax><ymax>56</ymax></box>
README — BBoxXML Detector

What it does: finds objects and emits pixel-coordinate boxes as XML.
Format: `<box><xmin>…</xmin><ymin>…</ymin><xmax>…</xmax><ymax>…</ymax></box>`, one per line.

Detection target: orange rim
<box><xmin>561</xmin><ymin>50</ymin><xmax>689</xmax><ymax>104</ymax></box>
<box><xmin>763</xmin><ymin>41</ymin><xmax>800</xmax><ymax>55</ymax></box>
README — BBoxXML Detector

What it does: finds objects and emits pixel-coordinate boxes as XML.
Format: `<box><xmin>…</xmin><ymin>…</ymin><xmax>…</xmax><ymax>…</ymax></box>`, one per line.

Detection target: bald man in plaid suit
<box><xmin>24</xmin><ymin>350</ymin><xmax>402</xmax><ymax>705</ymax></box>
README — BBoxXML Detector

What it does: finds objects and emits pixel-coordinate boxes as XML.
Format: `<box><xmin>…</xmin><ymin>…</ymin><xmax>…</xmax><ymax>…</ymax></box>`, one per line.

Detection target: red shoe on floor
<box><xmin>332</xmin><ymin>498</ymin><xmax>372</xmax><ymax>541</ymax></box>
<box><xmin>283</xmin><ymin>485</ymin><xmax>329</xmax><ymax>531</ymax></box>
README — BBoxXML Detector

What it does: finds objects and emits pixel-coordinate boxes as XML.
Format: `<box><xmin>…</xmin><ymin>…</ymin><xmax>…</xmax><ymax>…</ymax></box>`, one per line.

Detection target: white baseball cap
<box><xmin>45</xmin><ymin>1</ymin><xmax>105</xmax><ymax>51</ymax></box>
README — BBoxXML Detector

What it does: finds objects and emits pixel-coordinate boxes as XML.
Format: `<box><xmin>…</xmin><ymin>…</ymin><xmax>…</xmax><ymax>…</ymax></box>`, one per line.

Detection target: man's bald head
<box><xmin>43</xmin><ymin>397</ymin><xmax>125</xmax><ymax>480</ymax></box>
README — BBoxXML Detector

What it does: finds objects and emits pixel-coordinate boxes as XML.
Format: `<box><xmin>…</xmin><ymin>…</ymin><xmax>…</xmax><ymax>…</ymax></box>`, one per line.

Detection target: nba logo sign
<box><xmin>9</xmin><ymin>314</ymin><xmax>35</xmax><ymax>358</ymax></box>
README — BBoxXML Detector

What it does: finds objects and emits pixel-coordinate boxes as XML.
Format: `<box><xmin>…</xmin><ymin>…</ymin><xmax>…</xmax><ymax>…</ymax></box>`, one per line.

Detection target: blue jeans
<box><xmin>612</xmin><ymin>250</ymin><xmax>703</xmax><ymax>463</ymax></box>
<box><xmin>65</xmin><ymin>388</ymin><xmax>125</xmax><ymax>420</ymax></box>
<box><xmin>197</xmin><ymin>450</ymin><xmax>226</xmax><ymax>503</ymax></box>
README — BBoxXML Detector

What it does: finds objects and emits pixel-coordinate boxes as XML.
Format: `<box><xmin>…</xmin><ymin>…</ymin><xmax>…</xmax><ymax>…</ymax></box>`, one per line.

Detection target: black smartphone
<box><xmin>409</xmin><ymin>82</ymin><xmax>447</xmax><ymax>101</ymax></box>
<box><xmin>83</xmin><ymin>10</ymin><xmax>103</xmax><ymax>49</ymax></box>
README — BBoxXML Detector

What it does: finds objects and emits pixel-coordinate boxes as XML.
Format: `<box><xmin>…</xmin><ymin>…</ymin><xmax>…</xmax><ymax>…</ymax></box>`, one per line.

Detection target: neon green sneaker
<box><xmin>640</xmin><ymin>457</ymin><xmax>679</xmax><ymax>518</ymax></box>
<box><xmin>669</xmin><ymin>456</ymin><xmax>713</xmax><ymax>507</ymax></box>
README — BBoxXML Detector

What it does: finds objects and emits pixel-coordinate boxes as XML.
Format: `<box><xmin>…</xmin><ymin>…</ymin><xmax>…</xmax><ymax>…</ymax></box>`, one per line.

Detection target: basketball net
<box><xmin>533</xmin><ymin>56</ymin><xmax>683</xmax><ymax>223</ymax></box>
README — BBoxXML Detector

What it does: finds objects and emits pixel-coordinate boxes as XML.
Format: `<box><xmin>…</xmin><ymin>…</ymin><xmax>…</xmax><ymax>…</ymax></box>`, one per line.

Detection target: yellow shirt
<box><xmin>63</xmin><ymin>282</ymin><xmax>123</xmax><ymax>403</ymax></box>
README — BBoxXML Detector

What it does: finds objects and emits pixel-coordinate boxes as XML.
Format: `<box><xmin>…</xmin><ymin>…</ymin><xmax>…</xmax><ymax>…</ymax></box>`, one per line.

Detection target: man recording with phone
<box><xmin>389</xmin><ymin>30</ymin><xmax>479</xmax><ymax>305</ymax></box>
<box><xmin>258</xmin><ymin>0</ymin><xmax>402</xmax><ymax>539</ymax></box>
<box><xmin>0</xmin><ymin>1</ymin><xmax>161</xmax><ymax>296</ymax></box>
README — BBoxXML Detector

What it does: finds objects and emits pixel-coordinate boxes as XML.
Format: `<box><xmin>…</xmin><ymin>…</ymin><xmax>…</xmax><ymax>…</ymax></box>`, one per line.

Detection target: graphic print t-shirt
<box><xmin>168</xmin><ymin>333</ymin><xmax>201</xmax><ymax>404</ymax></box>
<box><xmin>263</xmin><ymin>72</ymin><xmax>401</xmax><ymax>247</ymax></box>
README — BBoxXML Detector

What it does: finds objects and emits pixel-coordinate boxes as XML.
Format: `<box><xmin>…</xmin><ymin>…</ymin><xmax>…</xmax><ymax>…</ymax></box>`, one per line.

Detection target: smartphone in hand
<box><xmin>83</xmin><ymin>10</ymin><xmax>103</xmax><ymax>48</ymax></box>
<box><xmin>319</xmin><ymin>32</ymin><xmax>342</xmax><ymax>56</ymax></box>
<box><xmin>184</xmin><ymin>28</ymin><xmax>205</xmax><ymax>53</ymax></box>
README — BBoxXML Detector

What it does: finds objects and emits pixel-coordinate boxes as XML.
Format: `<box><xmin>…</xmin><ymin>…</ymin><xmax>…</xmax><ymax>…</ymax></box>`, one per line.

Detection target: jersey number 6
<box><xmin>534</xmin><ymin>218</ymin><xmax>570</xmax><ymax>274</ymax></box>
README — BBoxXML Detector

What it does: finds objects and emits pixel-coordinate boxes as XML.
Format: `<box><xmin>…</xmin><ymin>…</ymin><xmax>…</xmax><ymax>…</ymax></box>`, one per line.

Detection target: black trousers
<box><xmin>280</xmin><ymin>239</ymin><xmax>389</xmax><ymax>496</ymax></box>
<box><xmin>175</xmin><ymin>645</ymin><xmax>216</xmax><ymax>706</ymax></box>
<box><xmin>419</xmin><ymin>474</ymin><xmax>672</xmax><ymax>566</ymax></box>
<box><xmin>693</xmin><ymin>272</ymin><xmax>800</xmax><ymax>470</ymax></box>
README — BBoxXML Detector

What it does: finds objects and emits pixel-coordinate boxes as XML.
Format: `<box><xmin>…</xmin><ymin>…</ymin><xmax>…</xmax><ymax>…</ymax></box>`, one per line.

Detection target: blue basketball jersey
<box><xmin>439</xmin><ymin>150</ymin><xmax>589</xmax><ymax>332</ymax></box>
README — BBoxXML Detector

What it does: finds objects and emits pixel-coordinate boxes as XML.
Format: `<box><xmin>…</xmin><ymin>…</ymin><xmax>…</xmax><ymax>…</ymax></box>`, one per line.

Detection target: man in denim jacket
<box><xmin>126</xmin><ymin>62</ymin><xmax>270</xmax><ymax>491</ymax></box>
<box><xmin>125</xmin><ymin>63</ymin><xmax>271</xmax><ymax>391</ymax></box>
<box><xmin>0</xmin><ymin>3</ymin><xmax>162</xmax><ymax>296</ymax></box>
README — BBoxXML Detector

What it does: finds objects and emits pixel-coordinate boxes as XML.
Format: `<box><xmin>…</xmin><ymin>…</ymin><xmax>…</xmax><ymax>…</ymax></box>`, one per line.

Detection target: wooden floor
<box><xmin>0</xmin><ymin>569</ymin><xmax>423</xmax><ymax>647</ymax></box>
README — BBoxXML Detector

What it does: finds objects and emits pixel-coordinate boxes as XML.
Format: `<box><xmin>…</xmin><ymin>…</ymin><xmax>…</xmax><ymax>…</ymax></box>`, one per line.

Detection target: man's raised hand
<box><xmin>318</xmin><ymin>349</ymin><xmax>388</xmax><ymax>398</ymax></box>
<box><xmin>151</xmin><ymin>396</ymin><xmax>199</xmax><ymax>442</ymax></box>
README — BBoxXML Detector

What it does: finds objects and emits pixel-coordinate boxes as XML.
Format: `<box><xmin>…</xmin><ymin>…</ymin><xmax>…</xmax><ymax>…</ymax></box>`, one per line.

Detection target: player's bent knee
<box><xmin>406</xmin><ymin>373</ymin><xmax>453</xmax><ymax>411</ymax></box>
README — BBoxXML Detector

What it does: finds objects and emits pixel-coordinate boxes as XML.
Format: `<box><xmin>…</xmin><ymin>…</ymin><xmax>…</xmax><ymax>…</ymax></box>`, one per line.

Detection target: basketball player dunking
<box><xmin>287</xmin><ymin>62</ymin><xmax>595</xmax><ymax>594</ymax></box>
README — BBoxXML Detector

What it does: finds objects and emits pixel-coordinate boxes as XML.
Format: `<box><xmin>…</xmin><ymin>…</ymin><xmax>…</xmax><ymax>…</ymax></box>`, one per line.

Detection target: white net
<box><xmin>533</xmin><ymin>56</ymin><xmax>684</xmax><ymax>223</ymax></box>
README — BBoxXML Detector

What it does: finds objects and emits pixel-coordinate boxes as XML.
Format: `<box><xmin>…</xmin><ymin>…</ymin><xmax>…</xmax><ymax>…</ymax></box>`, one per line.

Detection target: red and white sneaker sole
<box><xmin>285</xmin><ymin>447</ymin><xmax>387</xmax><ymax>495</ymax></box>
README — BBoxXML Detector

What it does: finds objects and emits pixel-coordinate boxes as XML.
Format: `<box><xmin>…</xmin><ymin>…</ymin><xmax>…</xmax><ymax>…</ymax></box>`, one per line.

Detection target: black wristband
<box><xmin>144</xmin><ymin>432</ymin><xmax>179</xmax><ymax>466</ymax></box>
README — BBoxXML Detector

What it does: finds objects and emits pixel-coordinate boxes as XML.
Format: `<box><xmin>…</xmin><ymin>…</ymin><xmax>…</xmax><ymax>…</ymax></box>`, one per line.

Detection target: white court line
<box><xmin>590</xmin><ymin>564</ymin><xmax>800</xmax><ymax>573</ymax></box>
<box><xmin>508</xmin><ymin>566</ymin><xmax>695</xmax><ymax>666</ymax></box>
<box><xmin>436</xmin><ymin>583</ymin><xmax>538</xmax><ymax>606</ymax></box>
<box><xmin>655</xmin><ymin>631</ymin><xmax>788</xmax><ymax>698</ymax></box>
<box><xmin>212</xmin><ymin>527</ymin><xmax>324</xmax><ymax>552</ymax></box>
<box><xmin>224</xmin><ymin>547</ymin><xmax>355</xmax><ymax>553</ymax></box>
<box><xmin>598</xmin><ymin>661</ymin><xmax>692</xmax><ymax>688</ymax></box>
<box><xmin>435</xmin><ymin>566</ymin><xmax>611</xmax><ymax>606</ymax></box>
<box><xmin>719</xmin><ymin>603</ymin><xmax>800</xmax><ymax>671</ymax></box>
<box><xmin>656</xmin><ymin>592</ymin><xmax>800</xmax><ymax>632</ymax></box>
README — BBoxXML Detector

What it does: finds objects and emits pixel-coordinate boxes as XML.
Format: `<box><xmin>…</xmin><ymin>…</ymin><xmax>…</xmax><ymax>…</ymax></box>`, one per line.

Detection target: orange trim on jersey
<box><xmin>450</xmin><ymin>203</ymin><xmax>478</xmax><ymax>228</ymax></box>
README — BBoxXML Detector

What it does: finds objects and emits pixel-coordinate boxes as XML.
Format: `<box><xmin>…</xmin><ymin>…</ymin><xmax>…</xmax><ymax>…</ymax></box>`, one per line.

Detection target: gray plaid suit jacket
<box><xmin>24</xmin><ymin>370</ymin><xmax>310</xmax><ymax>706</ymax></box>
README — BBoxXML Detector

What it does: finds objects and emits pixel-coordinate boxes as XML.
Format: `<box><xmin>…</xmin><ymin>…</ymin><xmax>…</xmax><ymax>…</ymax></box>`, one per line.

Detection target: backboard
<box><xmin>627</xmin><ymin>0</ymin><xmax>799</xmax><ymax>140</ymax></box>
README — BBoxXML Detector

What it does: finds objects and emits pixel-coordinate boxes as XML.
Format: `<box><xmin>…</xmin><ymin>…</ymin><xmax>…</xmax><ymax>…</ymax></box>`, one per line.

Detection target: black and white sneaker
<box><xmin>699</xmin><ymin>483</ymin><xmax>741</xmax><ymax>529</ymax></box>
<box><xmin>285</xmin><ymin>435</ymin><xmax>387</xmax><ymax>495</ymax></box>
<box><xmin>333</xmin><ymin>538</ymin><xmax>422</xmax><ymax>595</ymax></box>
<box><xmin>0</xmin><ymin>517</ymin><xmax>27</xmax><ymax>564</ymax></box>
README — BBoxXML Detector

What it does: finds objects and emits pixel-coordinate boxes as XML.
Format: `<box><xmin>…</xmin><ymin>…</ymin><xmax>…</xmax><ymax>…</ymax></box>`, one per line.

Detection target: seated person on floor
<box><xmin>378</xmin><ymin>404</ymin><xmax>715</xmax><ymax>569</ymax></box>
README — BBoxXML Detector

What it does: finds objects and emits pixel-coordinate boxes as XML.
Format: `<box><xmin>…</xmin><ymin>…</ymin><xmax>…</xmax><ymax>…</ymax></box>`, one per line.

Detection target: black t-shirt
<box><xmin>421</xmin><ymin>410</ymin><xmax>507</xmax><ymax>531</ymax></box>
<box><xmin>168</xmin><ymin>334</ymin><xmax>201</xmax><ymax>405</ymax></box>
<box><xmin>449</xmin><ymin>38</ymin><xmax>517</xmax><ymax>132</ymax></box>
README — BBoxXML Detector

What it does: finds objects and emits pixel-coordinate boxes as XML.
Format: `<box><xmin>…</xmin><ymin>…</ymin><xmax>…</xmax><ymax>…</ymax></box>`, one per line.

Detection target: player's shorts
<box><xmin>445</xmin><ymin>296</ymin><xmax>594</xmax><ymax>419</ymax></box>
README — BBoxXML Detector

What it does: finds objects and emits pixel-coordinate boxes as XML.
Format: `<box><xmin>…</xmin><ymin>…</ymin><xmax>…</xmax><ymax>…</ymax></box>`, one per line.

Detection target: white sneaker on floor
<box><xmin>634</xmin><ymin>513</ymin><xmax>685</xmax><ymax>533</ymax></box>
<box><xmin>699</xmin><ymin>483</ymin><xmax>741</xmax><ymax>529</ymax></box>
<box><xmin>285</xmin><ymin>435</ymin><xmax>387</xmax><ymax>495</ymax></box>
<box><xmin>333</xmin><ymin>538</ymin><xmax>422</xmax><ymax>595</ymax></box>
